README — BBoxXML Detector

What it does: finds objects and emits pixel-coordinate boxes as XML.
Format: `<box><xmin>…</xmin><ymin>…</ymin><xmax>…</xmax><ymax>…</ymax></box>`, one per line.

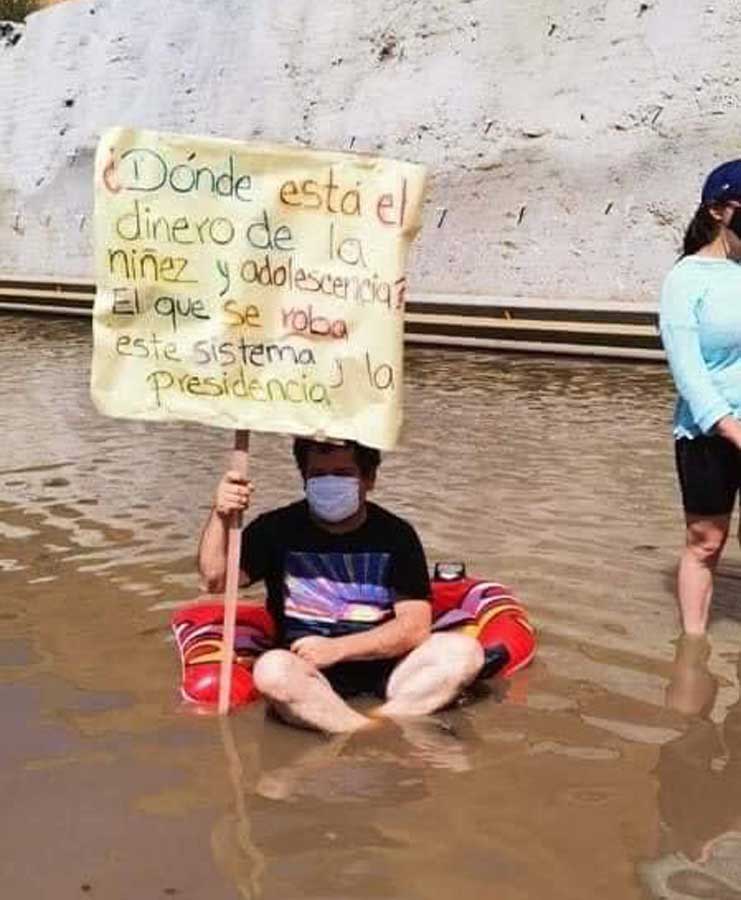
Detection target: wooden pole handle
<box><xmin>218</xmin><ymin>430</ymin><xmax>250</xmax><ymax>715</ymax></box>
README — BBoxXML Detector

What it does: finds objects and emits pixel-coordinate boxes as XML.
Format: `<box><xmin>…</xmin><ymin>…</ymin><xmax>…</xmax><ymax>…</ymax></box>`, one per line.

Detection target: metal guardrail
<box><xmin>0</xmin><ymin>275</ymin><xmax>95</xmax><ymax>316</ymax></box>
<box><xmin>405</xmin><ymin>292</ymin><xmax>663</xmax><ymax>360</ymax></box>
<box><xmin>0</xmin><ymin>276</ymin><xmax>663</xmax><ymax>360</ymax></box>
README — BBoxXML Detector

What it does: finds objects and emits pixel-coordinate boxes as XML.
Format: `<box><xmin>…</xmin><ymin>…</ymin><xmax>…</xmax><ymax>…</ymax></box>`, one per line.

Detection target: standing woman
<box><xmin>661</xmin><ymin>160</ymin><xmax>741</xmax><ymax>634</ymax></box>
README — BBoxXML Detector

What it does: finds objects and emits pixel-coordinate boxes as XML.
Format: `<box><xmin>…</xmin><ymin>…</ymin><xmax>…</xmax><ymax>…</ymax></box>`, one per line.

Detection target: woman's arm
<box><xmin>715</xmin><ymin>415</ymin><xmax>741</xmax><ymax>449</ymax></box>
<box><xmin>659</xmin><ymin>272</ymin><xmax>733</xmax><ymax>434</ymax></box>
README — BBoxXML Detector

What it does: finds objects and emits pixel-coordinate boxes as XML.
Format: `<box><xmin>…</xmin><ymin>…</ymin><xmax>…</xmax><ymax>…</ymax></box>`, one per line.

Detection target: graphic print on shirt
<box><xmin>283</xmin><ymin>551</ymin><xmax>395</xmax><ymax>641</ymax></box>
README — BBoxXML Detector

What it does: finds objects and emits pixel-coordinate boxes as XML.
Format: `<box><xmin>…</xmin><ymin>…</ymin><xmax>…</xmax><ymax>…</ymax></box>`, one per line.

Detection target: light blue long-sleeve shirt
<box><xmin>660</xmin><ymin>256</ymin><xmax>741</xmax><ymax>439</ymax></box>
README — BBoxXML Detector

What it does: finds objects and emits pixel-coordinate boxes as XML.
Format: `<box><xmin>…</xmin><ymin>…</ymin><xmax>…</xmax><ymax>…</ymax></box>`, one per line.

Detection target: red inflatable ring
<box><xmin>171</xmin><ymin>563</ymin><xmax>536</xmax><ymax>707</ymax></box>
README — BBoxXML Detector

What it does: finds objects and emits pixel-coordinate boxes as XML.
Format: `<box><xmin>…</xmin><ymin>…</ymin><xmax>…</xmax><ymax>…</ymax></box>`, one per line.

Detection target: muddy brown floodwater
<box><xmin>3</xmin><ymin>313</ymin><xmax>741</xmax><ymax>900</ymax></box>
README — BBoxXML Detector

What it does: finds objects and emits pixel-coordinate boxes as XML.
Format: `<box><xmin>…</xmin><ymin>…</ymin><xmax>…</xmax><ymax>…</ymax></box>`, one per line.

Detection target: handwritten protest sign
<box><xmin>91</xmin><ymin>128</ymin><xmax>427</xmax><ymax>449</ymax></box>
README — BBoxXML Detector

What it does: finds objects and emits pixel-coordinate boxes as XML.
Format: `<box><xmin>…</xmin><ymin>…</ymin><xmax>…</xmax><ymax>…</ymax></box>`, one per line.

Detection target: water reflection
<box><xmin>640</xmin><ymin>639</ymin><xmax>741</xmax><ymax>899</ymax></box>
<box><xmin>213</xmin><ymin>718</ymin><xmax>265</xmax><ymax>900</ymax></box>
<box><xmin>665</xmin><ymin>636</ymin><xmax>718</xmax><ymax>719</ymax></box>
<box><xmin>255</xmin><ymin>714</ymin><xmax>477</xmax><ymax>804</ymax></box>
<box><xmin>211</xmin><ymin>711</ymin><xmax>484</xmax><ymax>900</ymax></box>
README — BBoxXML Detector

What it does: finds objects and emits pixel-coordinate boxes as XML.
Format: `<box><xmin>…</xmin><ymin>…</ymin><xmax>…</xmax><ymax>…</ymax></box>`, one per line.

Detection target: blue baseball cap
<box><xmin>702</xmin><ymin>159</ymin><xmax>741</xmax><ymax>205</ymax></box>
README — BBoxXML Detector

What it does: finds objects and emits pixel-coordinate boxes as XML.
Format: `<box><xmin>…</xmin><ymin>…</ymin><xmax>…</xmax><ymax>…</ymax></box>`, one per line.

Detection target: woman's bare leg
<box><xmin>677</xmin><ymin>514</ymin><xmax>730</xmax><ymax>635</ymax></box>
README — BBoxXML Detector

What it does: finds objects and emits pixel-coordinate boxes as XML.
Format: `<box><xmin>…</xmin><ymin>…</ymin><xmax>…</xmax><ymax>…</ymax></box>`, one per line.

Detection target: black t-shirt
<box><xmin>241</xmin><ymin>500</ymin><xmax>431</xmax><ymax>646</ymax></box>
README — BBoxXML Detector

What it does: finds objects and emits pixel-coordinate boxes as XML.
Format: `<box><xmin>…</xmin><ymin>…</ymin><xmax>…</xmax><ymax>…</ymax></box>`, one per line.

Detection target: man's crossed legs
<box><xmin>253</xmin><ymin>632</ymin><xmax>484</xmax><ymax>733</ymax></box>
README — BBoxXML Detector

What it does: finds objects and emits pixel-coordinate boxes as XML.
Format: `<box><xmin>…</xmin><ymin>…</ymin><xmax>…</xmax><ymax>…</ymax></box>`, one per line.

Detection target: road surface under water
<box><xmin>2</xmin><ymin>314</ymin><xmax>741</xmax><ymax>900</ymax></box>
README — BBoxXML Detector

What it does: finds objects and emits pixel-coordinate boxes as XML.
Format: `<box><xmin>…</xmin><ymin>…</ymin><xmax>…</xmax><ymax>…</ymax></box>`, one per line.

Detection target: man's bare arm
<box><xmin>291</xmin><ymin>600</ymin><xmax>431</xmax><ymax>668</ymax></box>
<box><xmin>197</xmin><ymin>471</ymin><xmax>252</xmax><ymax>592</ymax></box>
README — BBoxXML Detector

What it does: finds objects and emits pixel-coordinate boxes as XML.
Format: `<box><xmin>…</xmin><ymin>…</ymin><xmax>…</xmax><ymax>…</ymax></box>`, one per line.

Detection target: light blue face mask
<box><xmin>305</xmin><ymin>475</ymin><xmax>360</xmax><ymax>523</ymax></box>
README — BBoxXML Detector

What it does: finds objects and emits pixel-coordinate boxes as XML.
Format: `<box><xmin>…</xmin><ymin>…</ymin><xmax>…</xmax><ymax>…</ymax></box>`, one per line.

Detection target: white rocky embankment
<box><xmin>1</xmin><ymin>0</ymin><xmax>741</xmax><ymax>303</ymax></box>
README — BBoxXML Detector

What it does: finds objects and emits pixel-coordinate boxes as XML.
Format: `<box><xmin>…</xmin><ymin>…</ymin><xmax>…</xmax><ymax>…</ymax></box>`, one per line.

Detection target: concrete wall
<box><xmin>1</xmin><ymin>0</ymin><xmax>740</xmax><ymax>303</ymax></box>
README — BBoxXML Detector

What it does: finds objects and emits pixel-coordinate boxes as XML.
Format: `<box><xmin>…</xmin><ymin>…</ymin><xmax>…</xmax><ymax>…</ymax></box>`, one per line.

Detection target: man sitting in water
<box><xmin>198</xmin><ymin>438</ymin><xmax>484</xmax><ymax>733</ymax></box>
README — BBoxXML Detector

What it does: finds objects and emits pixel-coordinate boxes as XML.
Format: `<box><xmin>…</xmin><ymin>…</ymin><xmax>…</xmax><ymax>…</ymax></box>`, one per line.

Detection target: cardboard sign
<box><xmin>91</xmin><ymin>128</ymin><xmax>427</xmax><ymax>449</ymax></box>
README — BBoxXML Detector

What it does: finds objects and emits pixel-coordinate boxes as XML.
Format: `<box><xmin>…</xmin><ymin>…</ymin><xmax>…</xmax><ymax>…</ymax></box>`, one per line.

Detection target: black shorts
<box><xmin>323</xmin><ymin>659</ymin><xmax>398</xmax><ymax>699</ymax></box>
<box><xmin>675</xmin><ymin>435</ymin><xmax>741</xmax><ymax>516</ymax></box>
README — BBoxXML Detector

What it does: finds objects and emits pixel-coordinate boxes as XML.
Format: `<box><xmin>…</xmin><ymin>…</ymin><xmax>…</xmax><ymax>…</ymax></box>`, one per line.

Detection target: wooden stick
<box><xmin>218</xmin><ymin>430</ymin><xmax>250</xmax><ymax>716</ymax></box>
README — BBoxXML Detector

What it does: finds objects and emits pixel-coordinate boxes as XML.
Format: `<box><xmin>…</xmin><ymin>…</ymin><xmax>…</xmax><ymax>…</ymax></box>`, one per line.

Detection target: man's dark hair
<box><xmin>292</xmin><ymin>438</ymin><xmax>381</xmax><ymax>478</ymax></box>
